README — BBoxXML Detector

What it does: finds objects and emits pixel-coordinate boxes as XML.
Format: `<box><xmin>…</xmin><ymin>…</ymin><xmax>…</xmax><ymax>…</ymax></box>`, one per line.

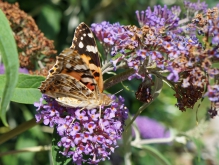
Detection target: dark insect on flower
<box><xmin>208</xmin><ymin>107</ymin><xmax>218</xmax><ymax>118</ymax></box>
<box><xmin>135</xmin><ymin>76</ymin><xmax>154</xmax><ymax>103</ymax></box>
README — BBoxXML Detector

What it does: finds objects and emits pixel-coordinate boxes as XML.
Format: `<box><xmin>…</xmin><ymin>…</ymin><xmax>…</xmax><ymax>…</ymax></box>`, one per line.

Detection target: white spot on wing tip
<box><xmin>88</xmin><ymin>33</ymin><xmax>93</xmax><ymax>38</ymax></box>
<box><xmin>79</xmin><ymin>42</ymin><xmax>84</xmax><ymax>48</ymax></box>
<box><xmin>86</xmin><ymin>45</ymin><xmax>97</xmax><ymax>53</ymax></box>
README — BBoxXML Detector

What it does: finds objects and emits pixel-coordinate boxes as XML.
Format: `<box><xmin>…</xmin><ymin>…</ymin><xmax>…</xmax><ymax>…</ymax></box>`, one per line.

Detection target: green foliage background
<box><xmin>1</xmin><ymin>0</ymin><xmax>218</xmax><ymax>165</ymax></box>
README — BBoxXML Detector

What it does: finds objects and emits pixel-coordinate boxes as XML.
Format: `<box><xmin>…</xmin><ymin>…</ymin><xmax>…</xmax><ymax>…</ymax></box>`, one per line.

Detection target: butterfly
<box><xmin>39</xmin><ymin>22</ymin><xmax>112</xmax><ymax>110</ymax></box>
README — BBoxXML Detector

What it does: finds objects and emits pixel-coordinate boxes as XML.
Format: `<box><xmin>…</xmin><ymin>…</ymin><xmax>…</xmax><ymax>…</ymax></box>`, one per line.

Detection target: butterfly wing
<box><xmin>71</xmin><ymin>22</ymin><xmax>103</xmax><ymax>92</ymax></box>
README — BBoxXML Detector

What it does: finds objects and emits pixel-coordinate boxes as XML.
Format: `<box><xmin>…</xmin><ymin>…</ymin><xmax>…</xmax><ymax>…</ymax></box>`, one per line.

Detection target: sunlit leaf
<box><xmin>38</xmin><ymin>5</ymin><xmax>61</xmax><ymax>40</ymax></box>
<box><xmin>0</xmin><ymin>74</ymin><xmax>45</xmax><ymax>104</ymax></box>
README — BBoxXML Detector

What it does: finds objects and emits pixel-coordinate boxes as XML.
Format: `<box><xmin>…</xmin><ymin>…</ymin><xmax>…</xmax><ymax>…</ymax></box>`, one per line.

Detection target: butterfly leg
<box><xmin>80</xmin><ymin>107</ymin><xmax>85</xmax><ymax>111</ymax></box>
<box><xmin>98</xmin><ymin>105</ymin><xmax>102</xmax><ymax>119</ymax></box>
<box><xmin>98</xmin><ymin>105</ymin><xmax>104</xmax><ymax>130</ymax></box>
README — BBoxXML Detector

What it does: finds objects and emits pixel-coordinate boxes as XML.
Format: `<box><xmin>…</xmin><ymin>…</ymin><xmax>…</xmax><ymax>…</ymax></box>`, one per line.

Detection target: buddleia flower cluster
<box><xmin>91</xmin><ymin>2</ymin><xmax>219</xmax><ymax>114</ymax></box>
<box><xmin>34</xmin><ymin>95</ymin><xmax>128</xmax><ymax>164</ymax></box>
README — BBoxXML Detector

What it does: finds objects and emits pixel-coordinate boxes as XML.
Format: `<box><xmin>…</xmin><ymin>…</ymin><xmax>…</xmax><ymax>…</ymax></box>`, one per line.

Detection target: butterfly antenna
<box><xmin>113</xmin><ymin>89</ymin><xmax>123</xmax><ymax>95</ymax></box>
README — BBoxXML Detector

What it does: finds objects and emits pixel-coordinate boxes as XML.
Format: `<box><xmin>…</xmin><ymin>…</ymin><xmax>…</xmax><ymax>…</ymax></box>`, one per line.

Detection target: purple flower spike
<box><xmin>136</xmin><ymin>5</ymin><xmax>180</xmax><ymax>30</ymax></box>
<box><xmin>91</xmin><ymin>22</ymin><xmax>136</xmax><ymax>56</ymax></box>
<box><xmin>91</xmin><ymin>21</ymin><xmax>124</xmax><ymax>48</ymax></box>
<box><xmin>184</xmin><ymin>0</ymin><xmax>208</xmax><ymax>12</ymax></box>
<box><xmin>34</xmin><ymin>95</ymin><xmax>128</xmax><ymax>164</ymax></box>
<box><xmin>133</xmin><ymin>116</ymin><xmax>170</xmax><ymax>139</ymax></box>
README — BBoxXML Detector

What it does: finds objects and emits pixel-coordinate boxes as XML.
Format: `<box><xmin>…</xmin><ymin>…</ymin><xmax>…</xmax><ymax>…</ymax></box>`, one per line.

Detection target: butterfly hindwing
<box><xmin>40</xmin><ymin>73</ymin><xmax>95</xmax><ymax>99</ymax></box>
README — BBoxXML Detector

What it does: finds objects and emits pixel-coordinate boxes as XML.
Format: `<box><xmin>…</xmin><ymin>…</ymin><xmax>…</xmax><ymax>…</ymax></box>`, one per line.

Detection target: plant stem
<box><xmin>0</xmin><ymin>118</ymin><xmax>40</xmax><ymax>144</ymax></box>
<box><xmin>103</xmin><ymin>68</ymin><xmax>135</xmax><ymax>90</ymax></box>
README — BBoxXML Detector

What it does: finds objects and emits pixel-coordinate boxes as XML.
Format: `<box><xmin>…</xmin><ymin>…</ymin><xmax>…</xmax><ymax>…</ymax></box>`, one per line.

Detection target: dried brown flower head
<box><xmin>0</xmin><ymin>1</ymin><xmax>57</xmax><ymax>73</ymax></box>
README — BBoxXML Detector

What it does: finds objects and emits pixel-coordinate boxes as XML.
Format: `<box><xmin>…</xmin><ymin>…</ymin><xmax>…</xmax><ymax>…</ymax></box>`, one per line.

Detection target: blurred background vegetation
<box><xmin>1</xmin><ymin>0</ymin><xmax>219</xmax><ymax>165</ymax></box>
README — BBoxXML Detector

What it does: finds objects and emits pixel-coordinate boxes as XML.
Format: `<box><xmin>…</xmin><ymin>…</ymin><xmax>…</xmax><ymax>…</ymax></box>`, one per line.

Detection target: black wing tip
<box><xmin>79</xmin><ymin>22</ymin><xmax>87</xmax><ymax>26</ymax></box>
<box><xmin>77</xmin><ymin>22</ymin><xmax>90</xmax><ymax>30</ymax></box>
<box><xmin>71</xmin><ymin>22</ymin><xmax>101</xmax><ymax>67</ymax></box>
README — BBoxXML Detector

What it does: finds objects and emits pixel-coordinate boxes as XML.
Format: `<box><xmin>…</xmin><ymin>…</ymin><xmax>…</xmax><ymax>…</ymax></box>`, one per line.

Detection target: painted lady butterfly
<box><xmin>39</xmin><ymin>22</ymin><xmax>112</xmax><ymax>109</ymax></box>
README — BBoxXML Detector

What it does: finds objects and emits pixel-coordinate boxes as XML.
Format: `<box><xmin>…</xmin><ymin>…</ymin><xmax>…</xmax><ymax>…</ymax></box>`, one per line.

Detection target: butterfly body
<box><xmin>39</xmin><ymin>23</ymin><xmax>112</xmax><ymax>109</ymax></box>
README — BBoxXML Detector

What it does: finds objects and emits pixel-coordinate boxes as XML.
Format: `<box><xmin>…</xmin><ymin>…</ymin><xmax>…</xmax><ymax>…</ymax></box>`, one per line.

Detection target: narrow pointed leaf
<box><xmin>141</xmin><ymin>145</ymin><xmax>171</xmax><ymax>165</ymax></box>
<box><xmin>0</xmin><ymin>10</ymin><xmax>19</xmax><ymax>126</ymax></box>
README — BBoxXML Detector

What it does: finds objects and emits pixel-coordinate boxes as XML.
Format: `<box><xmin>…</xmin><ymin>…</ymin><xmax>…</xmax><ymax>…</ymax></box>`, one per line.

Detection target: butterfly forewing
<box><xmin>71</xmin><ymin>23</ymin><xmax>103</xmax><ymax>92</ymax></box>
<box><xmin>71</xmin><ymin>23</ymin><xmax>100</xmax><ymax>67</ymax></box>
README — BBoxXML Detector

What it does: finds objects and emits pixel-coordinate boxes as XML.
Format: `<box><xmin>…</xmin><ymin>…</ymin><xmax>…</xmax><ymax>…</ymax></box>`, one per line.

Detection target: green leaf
<box><xmin>140</xmin><ymin>145</ymin><xmax>171</xmax><ymax>165</ymax></box>
<box><xmin>16</xmin><ymin>132</ymin><xmax>37</xmax><ymax>162</ymax></box>
<box><xmin>0</xmin><ymin>9</ymin><xmax>19</xmax><ymax>126</ymax></box>
<box><xmin>38</xmin><ymin>5</ymin><xmax>61</xmax><ymax>40</ymax></box>
<box><xmin>0</xmin><ymin>74</ymin><xmax>45</xmax><ymax>104</ymax></box>
<box><xmin>52</xmin><ymin>128</ymin><xmax>72</xmax><ymax>165</ymax></box>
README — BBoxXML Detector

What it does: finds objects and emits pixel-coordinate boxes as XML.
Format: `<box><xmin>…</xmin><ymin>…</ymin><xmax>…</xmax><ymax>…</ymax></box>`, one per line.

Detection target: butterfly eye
<box><xmin>49</xmin><ymin>69</ymin><xmax>55</xmax><ymax>74</ymax></box>
<box><xmin>41</xmin><ymin>90</ymin><xmax>46</xmax><ymax>93</ymax></box>
<box><xmin>55</xmin><ymin>80</ymin><xmax>60</xmax><ymax>84</ymax></box>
